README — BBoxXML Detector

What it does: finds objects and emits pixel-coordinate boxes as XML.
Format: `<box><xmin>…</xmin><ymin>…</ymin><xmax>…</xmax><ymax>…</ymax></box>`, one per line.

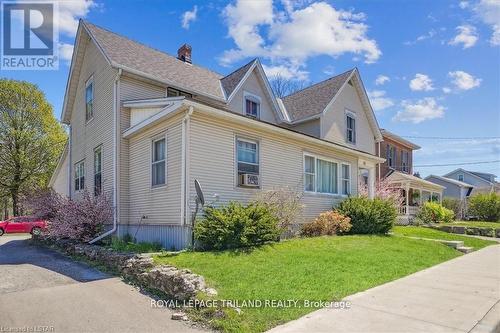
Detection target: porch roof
<box><xmin>386</xmin><ymin>170</ymin><xmax>444</xmax><ymax>192</ymax></box>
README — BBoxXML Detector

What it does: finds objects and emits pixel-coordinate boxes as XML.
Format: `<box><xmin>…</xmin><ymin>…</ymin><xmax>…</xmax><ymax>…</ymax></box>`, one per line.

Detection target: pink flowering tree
<box><xmin>25</xmin><ymin>190</ymin><xmax>113</xmax><ymax>242</ymax></box>
<box><xmin>358</xmin><ymin>178</ymin><xmax>404</xmax><ymax>207</ymax></box>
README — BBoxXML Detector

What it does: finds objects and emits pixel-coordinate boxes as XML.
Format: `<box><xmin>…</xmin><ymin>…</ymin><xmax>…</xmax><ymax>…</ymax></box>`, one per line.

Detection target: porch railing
<box><xmin>398</xmin><ymin>206</ymin><xmax>420</xmax><ymax>216</ymax></box>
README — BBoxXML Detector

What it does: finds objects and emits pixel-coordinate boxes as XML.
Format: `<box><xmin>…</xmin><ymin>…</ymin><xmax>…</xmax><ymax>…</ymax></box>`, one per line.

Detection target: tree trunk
<box><xmin>11</xmin><ymin>189</ymin><xmax>18</xmax><ymax>216</ymax></box>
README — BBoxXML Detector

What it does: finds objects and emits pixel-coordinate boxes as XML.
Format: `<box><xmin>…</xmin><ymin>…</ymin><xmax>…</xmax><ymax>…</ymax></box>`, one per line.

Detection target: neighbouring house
<box><xmin>442</xmin><ymin>169</ymin><xmax>499</xmax><ymax>194</ymax></box>
<box><xmin>49</xmin><ymin>20</ymin><xmax>385</xmax><ymax>249</ymax></box>
<box><xmin>424</xmin><ymin>175</ymin><xmax>474</xmax><ymax>219</ymax></box>
<box><xmin>375</xmin><ymin>129</ymin><xmax>444</xmax><ymax>224</ymax></box>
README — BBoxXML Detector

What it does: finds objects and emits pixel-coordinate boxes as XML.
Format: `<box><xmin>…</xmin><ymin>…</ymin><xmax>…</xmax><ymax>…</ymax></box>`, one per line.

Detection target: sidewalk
<box><xmin>269</xmin><ymin>245</ymin><xmax>500</xmax><ymax>333</ymax></box>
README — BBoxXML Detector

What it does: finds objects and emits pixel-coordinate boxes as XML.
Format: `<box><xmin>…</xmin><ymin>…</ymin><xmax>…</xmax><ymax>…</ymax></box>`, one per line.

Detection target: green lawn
<box><xmin>392</xmin><ymin>226</ymin><xmax>497</xmax><ymax>249</ymax></box>
<box><xmin>440</xmin><ymin>221</ymin><xmax>500</xmax><ymax>229</ymax></box>
<box><xmin>154</xmin><ymin>235</ymin><xmax>461</xmax><ymax>333</ymax></box>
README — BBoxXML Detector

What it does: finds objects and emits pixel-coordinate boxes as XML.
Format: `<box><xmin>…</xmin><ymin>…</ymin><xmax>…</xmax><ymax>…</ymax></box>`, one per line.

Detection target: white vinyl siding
<box><xmin>74</xmin><ymin>160</ymin><xmax>85</xmax><ymax>191</ymax></box>
<box><xmin>152</xmin><ymin>137</ymin><xmax>166</xmax><ymax>186</ymax></box>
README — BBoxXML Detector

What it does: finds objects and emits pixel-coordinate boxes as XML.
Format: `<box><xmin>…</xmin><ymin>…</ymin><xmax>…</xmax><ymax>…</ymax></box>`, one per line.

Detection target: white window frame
<box><xmin>345</xmin><ymin>110</ymin><xmax>356</xmax><ymax>144</ymax></box>
<box><xmin>151</xmin><ymin>135</ymin><xmax>167</xmax><ymax>188</ymax></box>
<box><xmin>303</xmin><ymin>152</ymin><xmax>351</xmax><ymax>196</ymax></box>
<box><xmin>243</xmin><ymin>91</ymin><xmax>261</xmax><ymax>119</ymax></box>
<box><xmin>341</xmin><ymin>163</ymin><xmax>351</xmax><ymax>195</ymax></box>
<box><xmin>235</xmin><ymin>136</ymin><xmax>260</xmax><ymax>188</ymax></box>
<box><xmin>74</xmin><ymin>160</ymin><xmax>85</xmax><ymax>192</ymax></box>
<box><xmin>85</xmin><ymin>76</ymin><xmax>94</xmax><ymax>123</ymax></box>
<box><xmin>94</xmin><ymin>146</ymin><xmax>102</xmax><ymax>196</ymax></box>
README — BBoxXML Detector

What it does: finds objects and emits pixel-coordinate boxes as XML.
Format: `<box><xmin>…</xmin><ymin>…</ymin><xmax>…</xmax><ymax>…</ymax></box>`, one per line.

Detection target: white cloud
<box><xmin>459</xmin><ymin>1</ymin><xmax>469</xmax><ymax>9</ymax></box>
<box><xmin>58</xmin><ymin>42</ymin><xmax>74</xmax><ymax>62</ymax></box>
<box><xmin>409</xmin><ymin>74</ymin><xmax>434</xmax><ymax>91</ymax></box>
<box><xmin>448</xmin><ymin>70</ymin><xmax>481</xmax><ymax>90</ymax></box>
<box><xmin>367</xmin><ymin>90</ymin><xmax>394</xmax><ymax>112</ymax></box>
<box><xmin>375</xmin><ymin>75</ymin><xmax>390</xmax><ymax>85</ymax></box>
<box><xmin>58</xmin><ymin>0</ymin><xmax>96</xmax><ymax>37</ymax></box>
<box><xmin>262</xmin><ymin>63</ymin><xmax>308</xmax><ymax>81</ymax></box>
<box><xmin>442</xmin><ymin>87</ymin><xmax>452</xmax><ymax>94</ymax></box>
<box><xmin>449</xmin><ymin>25</ymin><xmax>478</xmax><ymax>49</ymax></box>
<box><xmin>473</xmin><ymin>0</ymin><xmax>500</xmax><ymax>46</ymax></box>
<box><xmin>394</xmin><ymin>98</ymin><xmax>445</xmax><ymax>123</ymax></box>
<box><xmin>323</xmin><ymin>65</ymin><xmax>335</xmax><ymax>76</ymax></box>
<box><xmin>404</xmin><ymin>29</ymin><xmax>436</xmax><ymax>45</ymax></box>
<box><xmin>181</xmin><ymin>5</ymin><xmax>198</xmax><ymax>30</ymax></box>
<box><xmin>221</xmin><ymin>0</ymin><xmax>381</xmax><ymax>77</ymax></box>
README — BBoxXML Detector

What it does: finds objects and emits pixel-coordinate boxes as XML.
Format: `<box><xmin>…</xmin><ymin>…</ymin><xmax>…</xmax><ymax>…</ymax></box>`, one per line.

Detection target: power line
<box><xmin>413</xmin><ymin>160</ymin><xmax>500</xmax><ymax>168</ymax></box>
<box><xmin>401</xmin><ymin>135</ymin><xmax>500</xmax><ymax>140</ymax></box>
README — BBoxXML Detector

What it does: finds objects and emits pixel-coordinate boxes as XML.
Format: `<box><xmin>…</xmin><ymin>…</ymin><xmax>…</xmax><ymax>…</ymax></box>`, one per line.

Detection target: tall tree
<box><xmin>269</xmin><ymin>73</ymin><xmax>307</xmax><ymax>98</ymax></box>
<box><xmin>0</xmin><ymin>79</ymin><xmax>67</xmax><ymax>216</ymax></box>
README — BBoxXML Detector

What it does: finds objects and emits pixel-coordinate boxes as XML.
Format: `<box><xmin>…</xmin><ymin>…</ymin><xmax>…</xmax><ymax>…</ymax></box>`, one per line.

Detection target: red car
<box><xmin>0</xmin><ymin>216</ymin><xmax>47</xmax><ymax>236</ymax></box>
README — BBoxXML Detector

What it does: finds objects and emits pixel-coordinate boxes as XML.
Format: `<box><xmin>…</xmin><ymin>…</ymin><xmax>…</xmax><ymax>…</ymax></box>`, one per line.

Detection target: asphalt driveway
<box><xmin>0</xmin><ymin>235</ymin><xmax>205</xmax><ymax>333</ymax></box>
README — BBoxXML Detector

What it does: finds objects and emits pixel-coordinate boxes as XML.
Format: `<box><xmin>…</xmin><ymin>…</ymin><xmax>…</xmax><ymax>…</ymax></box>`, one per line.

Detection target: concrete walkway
<box><xmin>0</xmin><ymin>235</ymin><xmax>205</xmax><ymax>333</ymax></box>
<box><xmin>269</xmin><ymin>245</ymin><xmax>500</xmax><ymax>333</ymax></box>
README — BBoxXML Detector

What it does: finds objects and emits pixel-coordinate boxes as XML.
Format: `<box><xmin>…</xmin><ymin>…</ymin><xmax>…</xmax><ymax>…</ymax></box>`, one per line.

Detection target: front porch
<box><xmin>385</xmin><ymin>171</ymin><xmax>445</xmax><ymax>225</ymax></box>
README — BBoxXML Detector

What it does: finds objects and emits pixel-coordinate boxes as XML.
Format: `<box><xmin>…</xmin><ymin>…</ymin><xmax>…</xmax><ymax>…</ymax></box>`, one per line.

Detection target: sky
<box><xmin>1</xmin><ymin>0</ymin><xmax>499</xmax><ymax>178</ymax></box>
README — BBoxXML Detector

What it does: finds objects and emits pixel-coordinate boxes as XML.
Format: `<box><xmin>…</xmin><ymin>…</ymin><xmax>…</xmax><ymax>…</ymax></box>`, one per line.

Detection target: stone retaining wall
<box><xmin>32</xmin><ymin>237</ymin><xmax>216</xmax><ymax>301</ymax></box>
<box><xmin>430</xmin><ymin>225</ymin><xmax>500</xmax><ymax>238</ymax></box>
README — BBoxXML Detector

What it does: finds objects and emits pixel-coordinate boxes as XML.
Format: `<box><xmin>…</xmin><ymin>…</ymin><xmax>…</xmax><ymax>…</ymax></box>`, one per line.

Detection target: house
<box><xmin>442</xmin><ymin>169</ymin><xmax>498</xmax><ymax>194</ymax></box>
<box><xmin>49</xmin><ymin>20</ymin><xmax>385</xmax><ymax>249</ymax></box>
<box><xmin>425</xmin><ymin>175</ymin><xmax>474</xmax><ymax>201</ymax></box>
<box><xmin>375</xmin><ymin>129</ymin><xmax>444</xmax><ymax>223</ymax></box>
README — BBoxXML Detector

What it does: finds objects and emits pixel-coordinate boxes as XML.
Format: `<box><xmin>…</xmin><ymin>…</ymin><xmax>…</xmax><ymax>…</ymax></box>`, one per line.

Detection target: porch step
<box><xmin>457</xmin><ymin>246</ymin><xmax>474</xmax><ymax>254</ymax></box>
<box><xmin>441</xmin><ymin>240</ymin><xmax>464</xmax><ymax>249</ymax></box>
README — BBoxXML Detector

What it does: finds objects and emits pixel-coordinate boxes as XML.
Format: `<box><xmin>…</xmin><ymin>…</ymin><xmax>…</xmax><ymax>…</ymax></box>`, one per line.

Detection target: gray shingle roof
<box><xmin>84</xmin><ymin>21</ymin><xmax>225</xmax><ymax>100</ymax></box>
<box><xmin>282</xmin><ymin>69</ymin><xmax>355</xmax><ymax>122</ymax></box>
<box><xmin>220</xmin><ymin>59</ymin><xmax>256</xmax><ymax>98</ymax></box>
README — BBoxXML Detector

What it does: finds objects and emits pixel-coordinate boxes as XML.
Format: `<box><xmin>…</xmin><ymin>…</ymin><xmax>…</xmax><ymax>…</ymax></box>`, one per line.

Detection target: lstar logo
<box><xmin>1</xmin><ymin>1</ymin><xmax>59</xmax><ymax>70</ymax></box>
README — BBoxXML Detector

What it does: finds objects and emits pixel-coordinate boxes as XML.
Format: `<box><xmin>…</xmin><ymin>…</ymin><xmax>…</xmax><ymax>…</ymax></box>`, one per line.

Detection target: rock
<box><xmin>466</xmin><ymin>227</ymin><xmax>481</xmax><ymax>236</ymax></box>
<box><xmin>439</xmin><ymin>226</ymin><xmax>452</xmax><ymax>233</ymax></box>
<box><xmin>479</xmin><ymin>228</ymin><xmax>494</xmax><ymax>237</ymax></box>
<box><xmin>451</xmin><ymin>226</ymin><xmax>466</xmax><ymax>234</ymax></box>
<box><xmin>171</xmin><ymin>312</ymin><xmax>188</xmax><ymax>321</ymax></box>
<box><xmin>234</xmin><ymin>307</ymin><xmax>242</xmax><ymax>315</ymax></box>
<box><xmin>204</xmin><ymin>288</ymin><xmax>218</xmax><ymax>297</ymax></box>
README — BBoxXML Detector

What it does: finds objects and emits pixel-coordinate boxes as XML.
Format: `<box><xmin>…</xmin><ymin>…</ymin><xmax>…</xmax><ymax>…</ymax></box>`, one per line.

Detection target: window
<box><xmin>152</xmin><ymin>138</ymin><xmax>166</xmax><ymax>186</ymax></box>
<box><xmin>304</xmin><ymin>155</ymin><xmax>348</xmax><ymax>195</ymax></box>
<box><xmin>346</xmin><ymin>113</ymin><xmax>356</xmax><ymax>144</ymax></box>
<box><xmin>387</xmin><ymin>145</ymin><xmax>395</xmax><ymax>168</ymax></box>
<box><xmin>341</xmin><ymin>164</ymin><xmax>351</xmax><ymax>195</ymax></box>
<box><xmin>74</xmin><ymin>161</ymin><xmax>85</xmax><ymax>191</ymax></box>
<box><xmin>401</xmin><ymin>150</ymin><xmax>409</xmax><ymax>172</ymax></box>
<box><xmin>244</xmin><ymin>93</ymin><xmax>260</xmax><ymax>118</ymax></box>
<box><xmin>236</xmin><ymin>138</ymin><xmax>259</xmax><ymax>182</ymax></box>
<box><xmin>94</xmin><ymin>146</ymin><xmax>102</xmax><ymax>196</ymax></box>
<box><xmin>85</xmin><ymin>78</ymin><xmax>94</xmax><ymax>122</ymax></box>
<box><xmin>458</xmin><ymin>174</ymin><xmax>464</xmax><ymax>182</ymax></box>
<box><xmin>166</xmin><ymin>87</ymin><xmax>192</xmax><ymax>98</ymax></box>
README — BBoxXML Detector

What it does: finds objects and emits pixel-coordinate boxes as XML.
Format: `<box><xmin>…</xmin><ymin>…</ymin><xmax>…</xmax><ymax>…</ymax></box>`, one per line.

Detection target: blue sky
<box><xmin>1</xmin><ymin>0</ymin><xmax>499</xmax><ymax>177</ymax></box>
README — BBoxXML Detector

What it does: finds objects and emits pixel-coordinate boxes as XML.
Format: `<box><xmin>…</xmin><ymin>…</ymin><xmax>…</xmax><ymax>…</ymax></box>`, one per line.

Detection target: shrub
<box><xmin>22</xmin><ymin>189</ymin><xmax>63</xmax><ymax>220</ymax></box>
<box><xmin>301</xmin><ymin>211</ymin><xmax>351</xmax><ymax>237</ymax></box>
<box><xmin>194</xmin><ymin>202</ymin><xmax>280</xmax><ymax>250</ymax></box>
<box><xmin>468</xmin><ymin>193</ymin><xmax>500</xmax><ymax>222</ymax></box>
<box><xmin>416</xmin><ymin>202</ymin><xmax>454</xmax><ymax>224</ymax></box>
<box><xmin>336</xmin><ymin>197</ymin><xmax>396</xmax><ymax>234</ymax></box>
<box><xmin>253</xmin><ymin>186</ymin><xmax>304</xmax><ymax>229</ymax></box>
<box><xmin>442</xmin><ymin>197</ymin><xmax>462</xmax><ymax>218</ymax></box>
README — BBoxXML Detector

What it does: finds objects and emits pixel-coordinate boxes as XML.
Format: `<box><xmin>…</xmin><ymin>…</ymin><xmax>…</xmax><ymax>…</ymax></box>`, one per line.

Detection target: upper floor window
<box><xmin>167</xmin><ymin>87</ymin><xmax>192</xmax><ymax>98</ymax></box>
<box><xmin>85</xmin><ymin>78</ymin><xmax>94</xmax><ymax>122</ymax></box>
<box><xmin>236</xmin><ymin>138</ymin><xmax>259</xmax><ymax>186</ymax></box>
<box><xmin>74</xmin><ymin>160</ymin><xmax>85</xmax><ymax>191</ymax></box>
<box><xmin>152</xmin><ymin>138</ymin><xmax>166</xmax><ymax>186</ymax></box>
<box><xmin>387</xmin><ymin>145</ymin><xmax>395</xmax><ymax>168</ymax></box>
<box><xmin>346</xmin><ymin>113</ymin><xmax>356</xmax><ymax>144</ymax></box>
<box><xmin>244</xmin><ymin>92</ymin><xmax>260</xmax><ymax>119</ymax></box>
<box><xmin>401</xmin><ymin>150</ymin><xmax>409</xmax><ymax>173</ymax></box>
<box><xmin>458</xmin><ymin>174</ymin><xmax>464</xmax><ymax>182</ymax></box>
<box><xmin>94</xmin><ymin>146</ymin><xmax>102</xmax><ymax>196</ymax></box>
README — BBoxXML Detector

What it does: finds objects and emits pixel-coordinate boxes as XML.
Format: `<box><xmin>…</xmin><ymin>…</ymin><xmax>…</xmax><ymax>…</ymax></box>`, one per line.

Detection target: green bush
<box><xmin>109</xmin><ymin>236</ymin><xmax>163</xmax><ymax>253</ymax></box>
<box><xmin>442</xmin><ymin>197</ymin><xmax>461</xmax><ymax>218</ymax></box>
<box><xmin>468</xmin><ymin>193</ymin><xmax>500</xmax><ymax>222</ymax></box>
<box><xmin>301</xmin><ymin>211</ymin><xmax>351</xmax><ymax>237</ymax></box>
<box><xmin>336</xmin><ymin>197</ymin><xmax>396</xmax><ymax>234</ymax></box>
<box><xmin>194</xmin><ymin>202</ymin><xmax>281</xmax><ymax>250</ymax></box>
<box><xmin>416</xmin><ymin>202</ymin><xmax>455</xmax><ymax>224</ymax></box>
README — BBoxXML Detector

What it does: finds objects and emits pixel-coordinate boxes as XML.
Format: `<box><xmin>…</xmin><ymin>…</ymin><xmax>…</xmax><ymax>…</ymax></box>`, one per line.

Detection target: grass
<box><xmin>154</xmin><ymin>235</ymin><xmax>461</xmax><ymax>333</ymax></box>
<box><xmin>440</xmin><ymin>221</ymin><xmax>500</xmax><ymax>229</ymax></box>
<box><xmin>108</xmin><ymin>237</ymin><xmax>163</xmax><ymax>253</ymax></box>
<box><xmin>392</xmin><ymin>226</ymin><xmax>497</xmax><ymax>249</ymax></box>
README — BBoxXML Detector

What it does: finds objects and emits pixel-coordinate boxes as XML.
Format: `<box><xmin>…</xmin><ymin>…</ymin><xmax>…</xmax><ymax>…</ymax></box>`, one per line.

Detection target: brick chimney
<box><xmin>177</xmin><ymin>44</ymin><xmax>192</xmax><ymax>64</ymax></box>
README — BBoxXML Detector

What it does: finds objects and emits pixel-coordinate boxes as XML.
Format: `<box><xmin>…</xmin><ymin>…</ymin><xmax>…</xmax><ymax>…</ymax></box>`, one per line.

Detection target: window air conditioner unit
<box><xmin>240</xmin><ymin>174</ymin><xmax>260</xmax><ymax>187</ymax></box>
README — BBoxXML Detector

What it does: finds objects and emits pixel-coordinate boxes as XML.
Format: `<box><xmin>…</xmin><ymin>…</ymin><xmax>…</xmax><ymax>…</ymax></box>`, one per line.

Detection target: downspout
<box><xmin>90</xmin><ymin>68</ymin><xmax>122</xmax><ymax>244</ymax></box>
<box><xmin>180</xmin><ymin>106</ymin><xmax>193</xmax><ymax>243</ymax></box>
<box><xmin>68</xmin><ymin>125</ymin><xmax>72</xmax><ymax>199</ymax></box>
<box><xmin>377</xmin><ymin>141</ymin><xmax>381</xmax><ymax>183</ymax></box>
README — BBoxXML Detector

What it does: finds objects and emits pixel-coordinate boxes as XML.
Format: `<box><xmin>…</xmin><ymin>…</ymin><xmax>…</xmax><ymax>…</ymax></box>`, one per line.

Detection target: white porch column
<box><xmin>368</xmin><ymin>167</ymin><xmax>376</xmax><ymax>199</ymax></box>
<box><xmin>405</xmin><ymin>183</ymin><xmax>410</xmax><ymax>216</ymax></box>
